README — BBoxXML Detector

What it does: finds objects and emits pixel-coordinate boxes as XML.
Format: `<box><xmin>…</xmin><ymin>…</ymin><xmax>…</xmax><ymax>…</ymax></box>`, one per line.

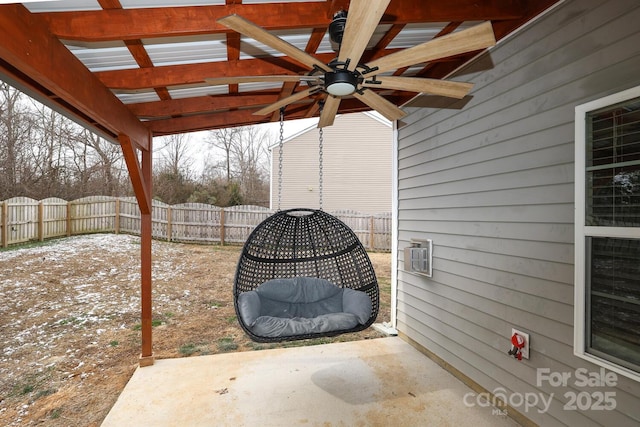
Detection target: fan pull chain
<box><xmin>318</xmin><ymin>102</ymin><xmax>324</xmax><ymax>211</ymax></box>
<box><xmin>277</xmin><ymin>108</ymin><xmax>284</xmax><ymax>211</ymax></box>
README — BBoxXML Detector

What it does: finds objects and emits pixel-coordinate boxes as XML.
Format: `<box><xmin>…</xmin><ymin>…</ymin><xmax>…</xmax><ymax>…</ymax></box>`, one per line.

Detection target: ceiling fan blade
<box><xmin>318</xmin><ymin>95</ymin><xmax>341</xmax><ymax>128</ymax></box>
<box><xmin>253</xmin><ymin>87</ymin><xmax>317</xmax><ymax>116</ymax></box>
<box><xmin>218</xmin><ymin>14</ymin><xmax>331</xmax><ymax>72</ymax></box>
<box><xmin>354</xmin><ymin>90</ymin><xmax>406</xmax><ymax>121</ymax></box>
<box><xmin>205</xmin><ymin>75</ymin><xmax>320</xmax><ymax>86</ymax></box>
<box><xmin>362</xmin><ymin>76</ymin><xmax>473</xmax><ymax>99</ymax></box>
<box><xmin>363</xmin><ymin>21</ymin><xmax>496</xmax><ymax>76</ymax></box>
<box><xmin>338</xmin><ymin>0</ymin><xmax>390</xmax><ymax>71</ymax></box>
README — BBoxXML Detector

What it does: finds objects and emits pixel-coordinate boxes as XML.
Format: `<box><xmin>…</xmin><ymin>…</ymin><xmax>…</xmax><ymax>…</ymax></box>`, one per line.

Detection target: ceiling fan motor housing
<box><xmin>329</xmin><ymin>10</ymin><xmax>348</xmax><ymax>45</ymax></box>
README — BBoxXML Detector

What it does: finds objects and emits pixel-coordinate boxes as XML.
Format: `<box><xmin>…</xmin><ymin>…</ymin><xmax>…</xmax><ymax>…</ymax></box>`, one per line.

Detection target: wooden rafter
<box><xmin>128</xmin><ymin>93</ymin><xmax>282</xmax><ymax>118</ymax></box>
<box><xmin>94</xmin><ymin>55</ymin><xmax>336</xmax><ymax>90</ymax></box>
<box><xmin>0</xmin><ymin>4</ymin><xmax>150</xmax><ymax>149</ymax></box>
<box><xmin>39</xmin><ymin>1</ymin><xmax>526</xmax><ymax>41</ymax></box>
<box><xmin>0</xmin><ymin>0</ymin><xmax>560</xmax><ymax>137</ymax></box>
<box><xmin>146</xmin><ymin>94</ymin><xmax>413</xmax><ymax>135</ymax></box>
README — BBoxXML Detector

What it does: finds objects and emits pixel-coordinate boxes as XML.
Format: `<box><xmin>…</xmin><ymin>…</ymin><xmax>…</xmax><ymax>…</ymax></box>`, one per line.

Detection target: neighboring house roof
<box><xmin>275</xmin><ymin>112</ymin><xmax>391</xmax><ymax>147</ymax></box>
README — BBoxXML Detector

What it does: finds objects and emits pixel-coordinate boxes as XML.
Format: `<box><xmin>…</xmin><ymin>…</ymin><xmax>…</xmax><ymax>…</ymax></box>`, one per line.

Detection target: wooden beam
<box><xmin>367</xmin><ymin>24</ymin><xmax>405</xmax><ymax>62</ymax></box>
<box><xmin>145</xmin><ymin>94</ymin><xmax>414</xmax><ymax>135</ymax></box>
<box><xmin>147</xmin><ymin>109</ymin><xmax>271</xmax><ymax>135</ymax></box>
<box><xmin>385</xmin><ymin>0</ymin><xmax>525</xmax><ymax>22</ymax></box>
<box><xmin>226</xmin><ymin>32</ymin><xmax>241</xmax><ymax>94</ymax></box>
<box><xmin>95</xmin><ymin>54</ymin><xmax>338</xmax><ymax>91</ymax></box>
<box><xmin>119</xmin><ymin>134</ymin><xmax>152</xmax><ymax>214</ymax></box>
<box><xmin>0</xmin><ymin>5</ymin><xmax>150</xmax><ymax>151</ymax></box>
<box><xmin>128</xmin><ymin>93</ymin><xmax>282</xmax><ymax>118</ymax></box>
<box><xmin>39</xmin><ymin>1</ymin><xmax>526</xmax><ymax>41</ymax></box>
<box><xmin>41</xmin><ymin>3</ymin><xmax>329</xmax><ymax>41</ymax></box>
<box><xmin>306</xmin><ymin>27</ymin><xmax>327</xmax><ymax>54</ymax></box>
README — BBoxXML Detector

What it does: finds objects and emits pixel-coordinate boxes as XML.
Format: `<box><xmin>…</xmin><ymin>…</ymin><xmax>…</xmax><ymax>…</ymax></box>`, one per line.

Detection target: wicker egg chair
<box><xmin>234</xmin><ymin>208</ymin><xmax>380</xmax><ymax>343</ymax></box>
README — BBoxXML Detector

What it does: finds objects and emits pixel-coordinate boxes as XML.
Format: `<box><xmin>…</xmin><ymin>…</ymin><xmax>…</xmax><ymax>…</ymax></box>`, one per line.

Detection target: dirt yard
<box><xmin>0</xmin><ymin>234</ymin><xmax>391</xmax><ymax>426</ymax></box>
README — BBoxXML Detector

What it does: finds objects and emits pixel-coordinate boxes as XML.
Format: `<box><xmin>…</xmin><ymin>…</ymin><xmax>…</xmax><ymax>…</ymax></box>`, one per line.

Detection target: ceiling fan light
<box><xmin>325</xmin><ymin>70</ymin><xmax>358</xmax><ymax>96</ymax></box>
<box><xmin>326</xmin><ymin>82</ymin><xmax>356</xmax><ymax>96</ymax></box>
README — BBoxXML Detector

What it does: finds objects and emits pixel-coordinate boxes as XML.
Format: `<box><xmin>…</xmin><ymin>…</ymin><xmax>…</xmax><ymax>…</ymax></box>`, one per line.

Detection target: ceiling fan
<box><xmin>209</xmin><ymin>0</ymin><xmax>496</xmax><ymax>127</ymax></box>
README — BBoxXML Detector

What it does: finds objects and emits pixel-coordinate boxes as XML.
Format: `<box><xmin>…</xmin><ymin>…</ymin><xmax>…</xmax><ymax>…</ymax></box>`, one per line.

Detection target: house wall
<box><xmin>270</xmin><ymin>112</ymin><xmax>392</xmax><ymax>214</ymax></box>
<box><xmin>396</xmin><ymin>0</ymin><xmax>640</xmax><ymax>425</ymax></box>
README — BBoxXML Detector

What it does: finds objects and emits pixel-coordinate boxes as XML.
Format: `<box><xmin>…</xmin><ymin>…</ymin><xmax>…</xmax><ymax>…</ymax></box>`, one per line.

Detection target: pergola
<box><xmin>0</xmin><ymin>0</ymin><xmax>558</xmax><ymax>366</ymax></box>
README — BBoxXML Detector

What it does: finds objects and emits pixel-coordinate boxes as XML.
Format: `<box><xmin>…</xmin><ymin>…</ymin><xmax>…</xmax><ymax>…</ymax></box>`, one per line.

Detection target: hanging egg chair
<box><xmin>233</xmin><ymin>106</ymin><xmax>379</xmax><ymax>342</ymax></box>
<box><xmin>233</xmin><ymin>208</ymin><xmax>380</xmax><ymax>343</ymax></box>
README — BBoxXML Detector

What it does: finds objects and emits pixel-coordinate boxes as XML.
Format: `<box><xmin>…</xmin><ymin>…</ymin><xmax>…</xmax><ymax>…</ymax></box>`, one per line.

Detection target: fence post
<box><xmin>66</xmin><ymin>201</ymin><xmax>72</xmax><ymax>237</ymax></box>
<box><xmin>369</xmin><ymin>216</ymin><xmax>375</xmax><ymax>251</ymax></box>
<box><xmin>1</xmin><ymin>200</ymin><xmax>7</xmax><ymax>248</ymax></box>
<box><xmin>166</xmin><ymin>206</ymin><xmax>172</xmax><ymax>242</ymax></box>
<box><xmin>220</xmin><ymin>209</ymin><xmax>226</xmax><ymax>246</ymax></box>
<box><xmin>38</xmin><ymin>201</ymin><xmax>44</xmax><ymax>242</ymax></box>
<box><xmin>115</xmin><ymin>198</ymin><xmax>120</xmax><ymax>234</ymax></box>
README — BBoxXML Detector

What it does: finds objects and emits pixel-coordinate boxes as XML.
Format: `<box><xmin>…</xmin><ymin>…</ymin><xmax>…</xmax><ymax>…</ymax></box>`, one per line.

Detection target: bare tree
<box><xmin>0</xmin><ymin>81</ymin><xmax>272</xmax><ymax>204</ymax></box>
<box><xmin>66</xmin><ymin>129</ymin><xmax>128</xmax><ymax>197</ymax></box>
<box><xmin>0</xmin><ymin>82</ymin><xmax>133</xmax><ymax>200</ymax></box>
<box><xmin>0</xmin><ymin>83</ymin><xmax>36</xmax><ymax>199</ymax></box>
<box><xmin>230</xmin><ymin>126</ymin><xmax>272</xmax><ymax>205</ymax></box>
<box><xmin>153</xmin><ymin>133</ymin><xmax>197</xmax><ymax>204</ymax></box>
<box><xmin>203</xmin><ymin>125</ymin><xmax>272</xmax><ymax>205</ymax></box>
<box><xmin>30</xmin><ymin>101</ymin><xmax>80</xmax><ymax>198</ymax></box>
<box><xmin>205</xmin><ymin>127</ymin><xmax>239</xmax><ymax>183</ymax></box>
<box><xmin>155</xmin><ymin>133</ymin><xmax>194</xmax><ymax>177</ymax></box>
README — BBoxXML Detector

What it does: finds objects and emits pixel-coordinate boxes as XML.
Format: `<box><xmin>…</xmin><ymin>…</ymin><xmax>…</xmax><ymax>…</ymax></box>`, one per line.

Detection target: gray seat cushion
<box><xmin>237</xmin><ymin>277</ymin><xmax>372</xmax><ymax>338</ymax></box>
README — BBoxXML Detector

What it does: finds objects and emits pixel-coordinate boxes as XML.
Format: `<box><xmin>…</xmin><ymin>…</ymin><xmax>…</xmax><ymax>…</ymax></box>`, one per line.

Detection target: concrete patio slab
<box><xmin>101</xmin><ymin>337</ymin><xmax>519</xmax><ymax>426</ymax></box>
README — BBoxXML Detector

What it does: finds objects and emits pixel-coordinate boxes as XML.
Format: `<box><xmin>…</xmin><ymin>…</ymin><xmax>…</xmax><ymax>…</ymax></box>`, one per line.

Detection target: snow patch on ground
<box><xmin>0</xmin><ymin>233</ymin><xmax>188</xmax><ymax>425</ymax></box>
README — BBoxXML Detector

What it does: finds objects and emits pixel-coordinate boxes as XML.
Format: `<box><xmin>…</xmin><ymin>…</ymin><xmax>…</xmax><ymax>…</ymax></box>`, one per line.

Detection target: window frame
<box><xmin>574</xmin><ymin>85</ymin><xmax>640</xmax><ymax>382</ymax></box>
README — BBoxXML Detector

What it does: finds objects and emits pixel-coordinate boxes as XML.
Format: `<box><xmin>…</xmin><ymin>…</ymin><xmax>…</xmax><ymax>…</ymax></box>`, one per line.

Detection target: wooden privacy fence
<box><xmin>0</xmin><ymin>196</ymin><xmax>391</xmax><ymax>251</ymax></box>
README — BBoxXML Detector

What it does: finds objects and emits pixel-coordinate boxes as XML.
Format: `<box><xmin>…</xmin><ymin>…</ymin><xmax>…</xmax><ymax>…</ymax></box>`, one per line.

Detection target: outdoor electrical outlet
<box><xmin>512</xmin><ymin>328</ymin><xmax>530</xmax><ymax>360</ymax></box>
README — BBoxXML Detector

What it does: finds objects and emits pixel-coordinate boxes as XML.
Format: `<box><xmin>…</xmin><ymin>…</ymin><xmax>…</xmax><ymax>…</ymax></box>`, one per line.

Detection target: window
<box><xmin>575</xmin><ymin>86</ymin><xmax>640</xmax><ymax>381</ymax></box>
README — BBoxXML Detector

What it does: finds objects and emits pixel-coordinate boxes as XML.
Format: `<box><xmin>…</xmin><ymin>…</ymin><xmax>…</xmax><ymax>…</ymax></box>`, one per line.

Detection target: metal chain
<box><xmin>318</xmin><ymin>102</ymin><xmax>324</xmax><ymax>211</ymax></box>
<box><xmin>277</xmin><ymin>108</ymin><xmax>284</xmax><ymax>211</ymax></box>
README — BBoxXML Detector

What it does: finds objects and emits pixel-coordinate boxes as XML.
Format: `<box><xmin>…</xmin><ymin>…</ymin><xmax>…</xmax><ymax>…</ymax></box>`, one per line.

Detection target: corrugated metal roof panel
<box><xmin>388</xmin><ymin>23</ymin><xmax>449</xmax><ymax>49</ymax></box>
<box><xmin>239</xmin><ymin>30</ymin><xmax>311</xmax><ymax>59</ymax></box>
<box><xmin>114</xmin><ymin>91</ymin><xmax>160</xmax><ymax>104</ymax></box>
<box><xmin>168</xmin><ymin>84</ymin><xmax>228</xmax><ymax>99</ymax></box>
<box><xmin>144</xmin><ymin>36</ymin><xmax>228</xmax><ymax>66</ymax></box>
<box><xmin>119</xmin><ymin>0</ymin><xmax>225</xmax><ymax>8</ymax></box>
<box><xmin>66</xmin><ymin>44</ymin><xmax>138</xmax><ymax>72</ymax></box>
<box><xmin>238</xmin><ymin>82</ymin><xmax>284</xmax><ymax>92</ymax></box>
<box><xmin>24</xmin><ymin>0</ymin><xmax>102</xmax><ymax>12</ymax></box>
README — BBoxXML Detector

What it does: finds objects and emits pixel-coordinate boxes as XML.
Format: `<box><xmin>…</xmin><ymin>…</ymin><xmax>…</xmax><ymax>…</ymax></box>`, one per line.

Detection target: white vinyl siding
<box><xmin>396</xmin><ymin>0</ymin><xmax>640</xmax><ymax>425</ymax></box>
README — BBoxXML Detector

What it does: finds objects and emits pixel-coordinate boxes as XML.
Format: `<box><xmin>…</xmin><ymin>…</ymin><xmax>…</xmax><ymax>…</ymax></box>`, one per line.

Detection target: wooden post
<box><xmin>118</xmin><ymin>133</ymin><xmax>154</xmax><ymax>367</ymax></box>
<box><xmin>114</xmin><ymin>198</ymin><xmax>120</xmax><ymax>234</ymax></box>
<box><xmin>139</xmin><ymin>138</ymin><xmax>154</xmax><ymax>367</ymax></box>
<box><xmin>38</xmin><ymin>201</ymin><xmax>44</xmax><ymax>242</ymax></box>
<box><xmin>1</xmin><ymin>200</ymin><xmax>7</xmax><ymax>248</ymax></box>
<box><xmin>66</xmin><ymin>201</ymin><xmax>72</xmax><ymax>236</ymax></box>
<box><xmin>369</xmin><ymin>216</ymin><xmax>375</xmax><ymax>251</ymax></box>
<box><xmin>219</xmin><ymin>209</ymin><xmax>225</xmax><ymax>246</ymax></box>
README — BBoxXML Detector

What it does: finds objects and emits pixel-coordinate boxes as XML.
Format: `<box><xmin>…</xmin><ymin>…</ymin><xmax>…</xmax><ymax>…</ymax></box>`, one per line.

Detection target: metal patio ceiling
<box><xmin>1</xmin><ymin>0</ymin><xmax>560</xmax><ymax>140</ymax></box>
